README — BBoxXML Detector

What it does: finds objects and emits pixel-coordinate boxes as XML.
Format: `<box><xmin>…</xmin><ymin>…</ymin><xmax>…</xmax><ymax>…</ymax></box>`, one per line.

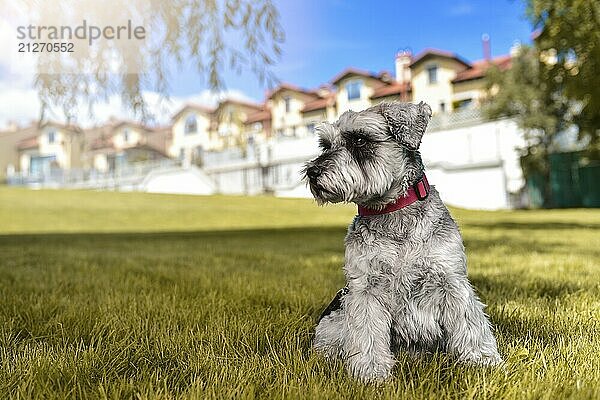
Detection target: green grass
<box><xmin>0</xmin><ymin>187</ymin><xmax>599</xmax><ymax>399</ymax></box>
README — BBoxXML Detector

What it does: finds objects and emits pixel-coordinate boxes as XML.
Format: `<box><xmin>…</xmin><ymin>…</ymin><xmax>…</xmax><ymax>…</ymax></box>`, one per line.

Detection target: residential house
<box><xmin>15</xmin><ymin>122</ymin><xmax>83</xmax><ymax>177</ymax></box>
<box><xmin>451</xmin><ymin>54</ymin><xmax>512</xmax><ymax>109</ymax></box>
<box><xmin>405</xmin><ymin>48</ymin><xmax>512</xmax><ymax>114</ymax></box>
<box><xmin>267</xmin><ymin>83</ymin><xmax>321</xmax><ymax>138</ymax></box>
<box><xmin>168</xmin><ymin>104</ymin><xmax>214</xmax><ymax>165</ymax></box>
<box><xmin>300</xmin><ymin>89</ymin><xmax>337</xmax><ymax>134</ymax></box>
<box><xmin>408</xmin><ymin>49</ymin><xmax>473</xmax><ymax>114</ymax></box>
<box><xmin>0</xmin><ymin>122</ymin><xmax>37</xmax><ymax>181</ymax></box>
<box><xmin>87</xmin><ymin>121</ymin><xmax>168</xmax><ymax>172</ymax></box>
<box><xmin>211</xmin><ymin>98</ymin><xmax>265</xmax><ymax>150</ymax></box>
<box><xmin>244</xmin><ymin>107</ymin><xmax>272</xmax><ymax>142</ymax></box>
<box><xmin>332</xmin><ymin>68</ymin><xmax>395</xmax><ymax>114</ymax></box>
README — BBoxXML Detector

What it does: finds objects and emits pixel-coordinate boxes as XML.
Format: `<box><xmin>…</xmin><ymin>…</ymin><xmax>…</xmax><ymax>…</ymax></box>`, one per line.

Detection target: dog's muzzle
<box><xmin>306</xmin><ymin>165</ymin><xmax>322</xmax><ymax>182</ymax></box>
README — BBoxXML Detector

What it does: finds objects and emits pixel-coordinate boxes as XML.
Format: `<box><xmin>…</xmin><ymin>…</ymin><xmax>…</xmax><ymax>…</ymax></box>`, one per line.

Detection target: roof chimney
<box><xmin>482</xmin><ymin>34</ymin><xmax>491</xmax><ymax>61</ymax></box>
<box><xmin>316</xmin><ymin>84</ymin><xmax>332</xmax><ymax>98</ymax></box>
<box><xmin>395</xmin><ymin>50</ymin><xmax>412</xmax><ymax>84</ymax></box>
<box><xmin>510</xmin><ymin>40</ymin><xmax>522</xmax><ymax>57</ymax></box>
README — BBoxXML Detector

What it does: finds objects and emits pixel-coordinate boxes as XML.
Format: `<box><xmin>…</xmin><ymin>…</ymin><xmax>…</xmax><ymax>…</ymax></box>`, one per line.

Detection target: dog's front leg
<box><xmin>343</xmin><ymin>288</ymin><xmax>395</xmax><ymax>381</ymax></box>
<box><xmin>442</xmin><ymin>281</ymin><xmax>503</xmax><ymax>365</ymax></box>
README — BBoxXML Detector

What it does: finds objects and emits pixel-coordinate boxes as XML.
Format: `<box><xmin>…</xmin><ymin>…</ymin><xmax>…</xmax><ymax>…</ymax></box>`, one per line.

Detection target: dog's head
<box><xmin>303</xmin><ymin>101</ymin><xmax>432</xmax><ymax>208</ymax></box>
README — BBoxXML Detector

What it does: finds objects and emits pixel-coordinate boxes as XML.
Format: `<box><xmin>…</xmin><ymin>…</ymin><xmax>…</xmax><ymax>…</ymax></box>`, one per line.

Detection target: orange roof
<box><xmin>16</xmin><ymin>135</ymin><xmax>39</xmax><ymax>150</ymax></box>
<box><xmin>370</xmin><ymin>82</ymin><xmax>411</xmax><ymax>99</ymax></box>
<box><xmin>266</xmin><ymin>83</ymin><xmax>319</xmax><ymax>99</ymax></box>
<box><xmin>218</xmin><ymin>98</ymin><xmax>264</xmax><ymax>110</ymax></box>
<box><xmin>452</xmin><ymin>55</ymin><xmax>512</xmax><ymax>83</ymax></box>
<box><xmin>409</xmin><ymin>48</ymin><xmax>471</xmax><ymax>69</ymax></box>
<box><xmin>89</xmin><ymin>135</ymin><xmax>114</xmax><ymax>150</ymax></box>
<box><xmin>330</xmin><ymin>67</ymin><xmax>390</xmax><ymax>85</ymax></box>
<box><xmin>171</xmin><ymin>103</ymin><xmax>214</xmax><ymax>121</ymax></box>
<box><xmin>245</xmin><ymin>109</ymin><xmax>271</xmax><ymax>124</ymax></box>
<box><xmin>301</xmin><ymin>94</ymin><xmax>336</xmax><ymax>113</ymax></box>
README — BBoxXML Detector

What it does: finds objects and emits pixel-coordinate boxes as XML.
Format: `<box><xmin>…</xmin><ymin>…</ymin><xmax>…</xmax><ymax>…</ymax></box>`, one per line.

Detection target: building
<box><xmin>212</xmin><ymin>99</ymin><xmax>264</xmax><ymax>149</ymax></box>
<box><xmin>401</xmin><ymin>48</ymin><xmax>512</xmax><ymax>114</ymax></box>
<box><xmin>168</xmin><ymin>98</ymin><xmax>266</xmax><ymax>166</ymax></box>
<box><xmin>168</xmin><ymin>104</ymin><xmax>214</xmax><ymax>165</ymax></box>
<box><xmin>0</xmin><ymin>122</ymin><xmax>37</xmax><ymax>181</ymax></box>
<box><xmin>0</xmin><ymin>46</ymin><xmax>527</xmax><ymax>209</ymax></box>
<box><xmin>14</xmin><ymin>122</ymin><xmax>83</xmax><ymax>178</ymax></box>
<box><xmin>86</xmin><ymin>120</ymin><xmax>169</xmax><ymax>173</ymax></box>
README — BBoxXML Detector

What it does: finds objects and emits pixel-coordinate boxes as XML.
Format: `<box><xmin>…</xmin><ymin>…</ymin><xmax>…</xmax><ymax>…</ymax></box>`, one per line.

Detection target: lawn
<box><xmin>0</xmin><ymin>187</ymin><xmax>599</xmax><ymax>399</ymax></box>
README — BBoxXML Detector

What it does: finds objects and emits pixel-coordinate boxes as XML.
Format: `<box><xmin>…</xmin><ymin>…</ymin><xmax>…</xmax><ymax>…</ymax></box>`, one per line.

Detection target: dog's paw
<box><xmin>463</xmin><ymin>352</ymin><xmax>504</xmax><ymax>367</ymax></box>
<box><xmin>347</xmin><ymin>356</ymin><xmax>395</xmax><ymax>383</ymax></box>
<box><xmin>482</xmin><ymin>353</ymin><xmax>504</xmax><ymax>366</ymax></box>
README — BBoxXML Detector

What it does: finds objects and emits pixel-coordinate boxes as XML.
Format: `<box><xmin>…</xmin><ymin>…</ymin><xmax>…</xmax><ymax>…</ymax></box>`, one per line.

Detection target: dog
<box><xmin>304</xmin><ymin>101</ymin><xmax>502</xmax><ymax>382</ymax></box>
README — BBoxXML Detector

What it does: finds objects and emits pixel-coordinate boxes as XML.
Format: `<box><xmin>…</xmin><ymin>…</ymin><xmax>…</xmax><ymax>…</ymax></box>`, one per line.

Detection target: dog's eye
<box><xmin>354</xmin><ymin>136</ymin><xmax>367</xmax><ymax>147</ymax></box>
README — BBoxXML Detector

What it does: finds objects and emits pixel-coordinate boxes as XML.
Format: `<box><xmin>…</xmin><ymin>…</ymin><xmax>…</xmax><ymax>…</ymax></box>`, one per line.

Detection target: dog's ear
<box><xmin>379</xmin><ymin>101</ymin><xmax>432</xmax><ymax>150</ymax></box>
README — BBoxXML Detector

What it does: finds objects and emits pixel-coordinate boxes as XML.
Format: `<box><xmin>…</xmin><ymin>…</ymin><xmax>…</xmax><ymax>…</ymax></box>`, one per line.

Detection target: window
<box><xmin>123</xmin><ymin>129</ymin><xmax>129</xmax><ymax>143</ymax></box>
<box><xmin>346</xmin><ymin>80</ymin><xmax>362</xmax><ymax>101</ymax></box>
<box><xmin>426</xmin><ymin>65</ymin><xmax>438</xmax><ymax>84</ymax></box>
<box><xmin>284</xmin><ymin>96</ymin><xmax>292</xmax><ymax>113</ymax></box>
<box><xmin>184</xmin><ymin>115</ymin><xmax>197</xmax><ymax>134</ymax></box>
<box><xmin>306</xmin><ymin>123</ymin><xmax>316</xmax><ymax>134</ymax></box>
<box><xmin>439</xmin><ymin>102</ymin><xmax>446</xmax><ymax>113</ymax></box>
<box><xmin>47</xmin><ymin>130</ymin><xmax>56</xmax><ymax>144</ymax></box>
<box><xmin>454</xmin><ymin>98</ymin><xmax>473</xmax><ymax>110</ymax></box>
<box><xmin>29</xmin><ymin>155</ymin><xmax>56</xmax><ymax>176</ymax></box>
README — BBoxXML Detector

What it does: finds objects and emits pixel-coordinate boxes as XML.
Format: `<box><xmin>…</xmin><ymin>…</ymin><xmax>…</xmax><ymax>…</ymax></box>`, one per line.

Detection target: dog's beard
<box><xmin>304</xmin><ymin>149</ymin><xmax>406</xmax><ymax>206</ymax></box>
<box><xmin>308</xmin><ymin>179</ymin><xmax>343</xmax><ymax>204</ymax></box>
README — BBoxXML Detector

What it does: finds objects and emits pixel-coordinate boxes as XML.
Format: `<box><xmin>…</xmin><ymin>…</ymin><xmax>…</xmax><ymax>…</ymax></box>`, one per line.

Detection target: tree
<box><xmin>527</xmin><ymin>0</ymin><xmax>600</xmax><ymax>156</ymax></box>
<box><xmin>484</xmin><ymin>46</ymin><xmax>572</xmax><ymax>207</ymax></box>
<box><xmin>2</xmin><ymin>0</ymin><xmax>283</xmax><ymax>123</ymax></box>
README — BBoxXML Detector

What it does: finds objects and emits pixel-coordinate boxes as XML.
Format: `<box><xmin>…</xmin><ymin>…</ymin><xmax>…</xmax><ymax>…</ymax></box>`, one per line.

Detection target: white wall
<box><xmin>142</xmin><ymin>166</ymin><xmax>215</xmax><ymax>195</ymax></box>
<box><xmin>421</xmin><ymin>118</ymin><xmax>525</xmax><ymax>208</ymax></box>
<box><xmin>427</xmin><ymin>164</ymin><xmax>508</xmax><ymax>210</ymax></box>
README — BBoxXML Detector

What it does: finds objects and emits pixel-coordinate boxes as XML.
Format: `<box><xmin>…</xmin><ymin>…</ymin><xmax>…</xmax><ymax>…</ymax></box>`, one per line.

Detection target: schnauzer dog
<box><xmin>304</xmin><ymin>101</ymin><xmax>502</xmax><ymax>382</ymax></box>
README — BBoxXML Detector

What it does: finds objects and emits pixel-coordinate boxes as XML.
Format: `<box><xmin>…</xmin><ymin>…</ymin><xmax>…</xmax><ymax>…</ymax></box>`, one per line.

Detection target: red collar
<box><xmin>357</xmin><ymin>175</ymin><xmax>430</xmax><ymax>217</ymax></box>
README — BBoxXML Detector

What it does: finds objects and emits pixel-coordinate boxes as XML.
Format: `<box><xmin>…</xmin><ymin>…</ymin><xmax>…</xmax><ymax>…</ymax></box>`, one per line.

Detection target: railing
<box><xmin>7</xmin><ymin>158</ymin><xmax>182</xmax><ymax>189</ymax></box>
<box><xmin>427</xmin><ymin>108</ymin><xmax>484</xmax><ymax>131</ymax></box>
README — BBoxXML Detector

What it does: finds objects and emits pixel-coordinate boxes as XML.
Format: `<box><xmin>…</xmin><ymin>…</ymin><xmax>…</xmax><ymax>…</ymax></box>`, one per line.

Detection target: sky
<box><xmin>169</xmin><ymin>0</ymin><xmax>534</xmax><ymax>100</ymax></box>
<box><xmin>0</xmin><ymin>0</ymin><xmax>534</xmax><ymax>128</ymax></box>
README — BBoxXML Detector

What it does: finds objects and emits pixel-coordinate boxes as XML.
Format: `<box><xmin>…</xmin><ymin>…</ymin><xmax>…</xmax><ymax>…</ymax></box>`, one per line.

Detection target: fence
<box><xmin>527</xmin><ymin>151</ymin><xmax>600</xmax><ymax>208</ymax></box>
<box><xmin>6</xmin><ymin>159</ymin><xmax>182</xmax><ymax>190</ymax></box>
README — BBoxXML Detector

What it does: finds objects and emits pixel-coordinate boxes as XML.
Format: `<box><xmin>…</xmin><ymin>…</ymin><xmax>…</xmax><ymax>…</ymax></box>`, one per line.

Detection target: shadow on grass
<box><xmin>463</xmin><ymin>221</ymin><xmax>600</xmax><ymax>231</ymax></box>
<box><xmin>2</xmin><ymin>226</ymin><xmax>595</xmax><ymax>352</ymax></box>
<box><xmin>470</xmin><ymin>273</ymin><xmax>589</xmax><ymax>303</ymax></box>
<box><xmin>0</xmin><ymin>226</ymin><xmax>348</xmax><ymax>242</ymax></box>
<box><xmin>0</xmin><ymin>226</ymin><xmax>349</xmax><ymax>254</ymax></box>
<box><xmin>463</xmin><ymin>236</ymin><xmax>567</xmax><ymax>254</ymax></box>
<box><xmin>491</xmin><ymin>307</ymin><xmax>600</xmax><ymax>348</ymax></box>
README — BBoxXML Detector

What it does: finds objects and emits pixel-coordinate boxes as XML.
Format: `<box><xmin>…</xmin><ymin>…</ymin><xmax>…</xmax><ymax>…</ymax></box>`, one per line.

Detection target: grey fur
<box><xmin>304</xmin><ymin>101</ymin><xmax>502</xmax><ymax>382</ymax></box>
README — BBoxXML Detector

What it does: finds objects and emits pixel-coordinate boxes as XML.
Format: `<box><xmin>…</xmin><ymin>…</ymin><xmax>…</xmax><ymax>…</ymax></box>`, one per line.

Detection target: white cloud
<box><xmin>0</xmin><ymin>81</ymin><xmax>255</xmax><ymax>130</ymax></box>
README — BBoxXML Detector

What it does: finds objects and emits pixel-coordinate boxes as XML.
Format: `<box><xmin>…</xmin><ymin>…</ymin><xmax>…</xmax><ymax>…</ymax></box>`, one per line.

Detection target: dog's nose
<box><xmin>307</xmin><ymin>166</ymin><xmax>322</xmax><ymax>180</ymax></box>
